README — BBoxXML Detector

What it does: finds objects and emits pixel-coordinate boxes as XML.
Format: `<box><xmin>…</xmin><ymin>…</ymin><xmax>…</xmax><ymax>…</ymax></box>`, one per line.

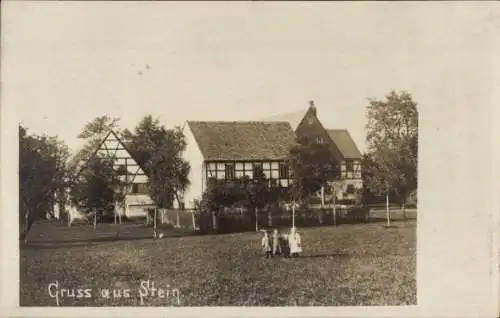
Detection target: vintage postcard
<box><xmin>1</xmin><ymin>1</ymin><xmax>499</xmax><ymax>317</ymax></box>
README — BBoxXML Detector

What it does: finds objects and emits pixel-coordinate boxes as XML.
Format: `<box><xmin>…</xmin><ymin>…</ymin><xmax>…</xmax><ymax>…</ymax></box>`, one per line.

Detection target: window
<box><xmin>253</xmin><ymin>163</ymin><xmax>264</xmax><ymax>178</ymax></box>
<box><xmin>216</xmin><ymin>170</ymin><xmax>225</xmax><ymax>179</ymax></box>
<box><xmin>225</xmin><ymin>163</ymin><xmax>235</xmax><ymax>180</ymax></box>
<box><xmin>117</xmin><ymin>164</ymin><xmax>127</xmax><ymax>176</ymax></box>
<box><xmin>279</xmin><ymin>163</ymin><xmax>289</xmax><ymax>179</ymax></box>
<box><xmin>279</xmin><ymin>179</ymin><xmax>289</xmax><ymax>187</ymax></box>
<box><xmin>345</xmin><ymin>160</ymin><xmax>354</xmax><ymax>172</ymax></box>
<box><xmin>132</xmin><ymin>183</ymin><xmax>139</xmax><ymax>194</ymax></box>
<box><xmin>316</xmin><ymin>136</ymin><xmax>324</xmax><ymax>144</ymax></box>
<box><xmin>271</xmin><ymin>170</ymin><xmax>279</xmax><ymax>179</ymax></box>
<box><xmin>346</xmin><ymin>184</ymin><xmax>355</xmax><ymax>194</ymax></box>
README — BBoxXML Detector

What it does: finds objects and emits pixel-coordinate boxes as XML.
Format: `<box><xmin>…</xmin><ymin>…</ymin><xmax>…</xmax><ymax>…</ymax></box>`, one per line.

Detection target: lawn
<box><xmin>20</xmin><ymin>220</ymin><xmax>416</xmax><ymax>306</ymax></box>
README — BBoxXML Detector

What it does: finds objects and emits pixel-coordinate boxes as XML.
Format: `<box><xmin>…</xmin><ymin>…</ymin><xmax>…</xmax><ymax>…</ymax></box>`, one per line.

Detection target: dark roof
<box><xmin>187</xmin><ymin>121</ymin><xmax>297</xmax><ymax>161</ymax></box>
<box><xmin>326</xmin><ymin>129</ymin><xmax>362</xmax><ymax>159</ymax></box>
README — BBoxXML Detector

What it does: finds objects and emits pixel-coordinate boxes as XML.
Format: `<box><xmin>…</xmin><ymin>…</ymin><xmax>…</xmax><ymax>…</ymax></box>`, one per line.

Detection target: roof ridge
<box><xmin>261</xmin><ymin>107</ymin><xmax>309</xmax><ymax>118</ymax></box>
<box><xmin>188</xmin><ymin>120</ymin><xmax>291</xmax><ymax>124</ymax></box>
<box><xmin>326</xmin><ymin>128</ymin><xmax>349</xmax><ymax>132</ymax></box>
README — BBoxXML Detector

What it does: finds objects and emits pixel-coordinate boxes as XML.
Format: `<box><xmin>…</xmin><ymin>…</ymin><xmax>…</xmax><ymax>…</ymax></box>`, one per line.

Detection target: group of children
<box><xmin>261</xmin><ymin>227</ymin><xmax>302</xmax><ymax>258</ymax></box>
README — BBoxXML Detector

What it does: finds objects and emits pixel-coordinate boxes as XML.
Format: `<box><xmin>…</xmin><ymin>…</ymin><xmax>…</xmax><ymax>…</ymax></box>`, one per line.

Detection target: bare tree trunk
<box><xmin>402</xmin><ymin>203</ymin><xmax>407</xmax><ymax>222</ymax></box>
<box><xmin>191</xmin><ymin>210</ymin><xmax>197</xmax><ymax>230</ymax></box>
<box><xmin>22</xmin><ymin>210</ymin><xmax>31</xmax><ymax>243</ymax></box>
<box><xmin>119</xmin><ymin>205</ymin><xmax>123</xmax><ymax>224</ymax></box>
<box><xmin>176</xmin><ymin>209</ymin><xmax>180</xmax><ymax>228</ymax></box>
<box><xmin>255</xmin><ymin>208</ymin><xmax>259</xmax><ymax>232</ymax></box>
<box><xmin>320</xmin><ymin>186</ymin><xmax>325</xmax><ymax>208</ymax></box>
<box><xmin>212</xmin><ymin>210</ymin><xmax>217</xmax><ymax>231</ymax></box>
<box><xmin>267</xmin><ymin>205</ymin><xmax>272</xmax><ymax>227</ymax></box>
<box><xmin>386</xmin><ymin>193</ymin><xmax>391</xmax><ymax>227</ymax></box>
<box><xmin>318</xmin><ymin>209</ymin><xmax>323</xmax><ymax>225</ymax></box>
<box><xmin>332</xmin><ymin>191</ymin><xmax>337</xmax><ymax>226</ymax></box>
<box><xmin>154</xmin><ymin>207</ymin><xmax>157</xmax><ymax>237</ymax></box>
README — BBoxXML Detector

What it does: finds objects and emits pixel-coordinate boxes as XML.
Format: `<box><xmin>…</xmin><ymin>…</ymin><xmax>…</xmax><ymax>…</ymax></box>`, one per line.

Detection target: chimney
<box><xmin>309</xmin><ymin>100</ymin><xmax>316</xmax><ymax>115</ymax></box>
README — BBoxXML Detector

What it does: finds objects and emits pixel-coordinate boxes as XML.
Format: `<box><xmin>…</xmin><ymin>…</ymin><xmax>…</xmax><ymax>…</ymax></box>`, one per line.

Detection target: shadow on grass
<box><xmin>20</xmin><ymin>231</ymin><xmax>195</xmax><ymax>250</ymax></box>
<box><xmin>300</xmin><ymin>252</ymin><xmax>350</xmax><ymax>259</ymax></box>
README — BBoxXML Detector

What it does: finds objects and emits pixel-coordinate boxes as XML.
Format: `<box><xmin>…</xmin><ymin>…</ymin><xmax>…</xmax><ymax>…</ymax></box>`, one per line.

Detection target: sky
<box><xmin>3</xmin><ymin>2</ymin><xmax>499</xmax><ymax>154</ymax></box>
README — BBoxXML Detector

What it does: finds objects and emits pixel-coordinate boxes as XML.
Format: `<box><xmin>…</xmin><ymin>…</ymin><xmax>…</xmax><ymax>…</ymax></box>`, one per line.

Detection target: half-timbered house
<box><xmin>181</xmin><ymin>121</ymin><xmax>297</xmax><ymax>210</ymax></box>
<box><xmin>57</xmin><ymin>129</ymin><xmax>155</xmax><ymax>223</ymax></box>
<box><xmin>263</xmin><ymin>101</ymin><xmax>363</xmax><ymax>202</ymax></box>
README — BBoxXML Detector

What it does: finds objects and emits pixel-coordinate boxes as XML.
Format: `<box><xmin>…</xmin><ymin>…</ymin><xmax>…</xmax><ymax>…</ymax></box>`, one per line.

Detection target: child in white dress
<box><xmin>288</xmin><ymin>227</ymin><xmax>302</xmax><ymax>257</ymax></box>
<box><xmin>261</xmin><ymin>230</ymin><xmax>272</xmax><ymax>258</ymax></box>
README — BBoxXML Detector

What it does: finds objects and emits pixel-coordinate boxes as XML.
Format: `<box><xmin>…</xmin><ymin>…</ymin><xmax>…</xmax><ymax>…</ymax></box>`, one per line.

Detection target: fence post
<box><xmin>154</xmin><ymin>207</ymin><xmax>157</xmax><ymax>237</ymax></box>
<box><xmin>176</xmin><ymin>209</ymin><xmax>180</xmax><ymax>228</ymax></box>
<box><xmin>191</xmin><ymin>210</ymin><xmax>197</xmax><ymax>230</ymax></box>
<box><xmin>255</xmin><ymin>208</ymin><xmax>259</xmax><ymax>232</ymax></box>
<box><xmin>386</xmin><ymin>192</ymin><xmax>391</xmax><ymax>227</ymax></box>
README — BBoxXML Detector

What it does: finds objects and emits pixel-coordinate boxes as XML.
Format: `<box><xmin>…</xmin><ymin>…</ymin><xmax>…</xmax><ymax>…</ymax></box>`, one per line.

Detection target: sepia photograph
<box><xmin>1</xmin><ymin>1</ymin><xmax>498</xmax><ymax>316</ymax></box>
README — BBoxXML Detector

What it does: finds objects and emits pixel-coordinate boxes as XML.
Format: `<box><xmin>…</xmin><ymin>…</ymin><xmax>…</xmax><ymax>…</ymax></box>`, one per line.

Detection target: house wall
<box><xmin>295</xmin><ymin>107</ymin><xmax>344</xmax><ymax>162</ymax></box>
<box><xmin>182</xmin><ymin>123</ymin><xmax>204</xmax><ymax>210</ymax></box>
<box><xmin>340</xmin><ymin>159</ymin><xmax>362</xmax><ymax>179</ymax></box>
<box><xmin>294</xmin><ymin>106</ymin><xmax>364</xmax><ymax>204</ymax></box>
<box><xmin>203</xmin><ymin>160</ymin><xmax>292</xmax><ymax>187</ymax></box>
<box><xmin>123</xmin><ymin>194</ymin><xmax>154</xmax><ymax>218</ymax></box>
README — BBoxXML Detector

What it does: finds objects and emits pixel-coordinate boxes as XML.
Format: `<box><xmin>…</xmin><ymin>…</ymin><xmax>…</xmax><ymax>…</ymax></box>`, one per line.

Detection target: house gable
<box><xmin>72</xmin><ymin>130</ymin><xmax>150</xmax><ymax>194</ymax></box>
<box><xmin>295</xmin><ymin>102</ymin><xmax>344</xmax><ymax>162</ymax></box>
<box><xmin>65</xmin><ymin>129</ymin><xmax>154</xmax><ymax>220</ymax></box>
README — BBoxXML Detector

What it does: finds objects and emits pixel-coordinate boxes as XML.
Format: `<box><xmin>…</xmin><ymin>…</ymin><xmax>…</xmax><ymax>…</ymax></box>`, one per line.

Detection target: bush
<box><xmin>340</xmin><ymin>206</ymin><xmax>370</xmax><ymax>223</ymax></box>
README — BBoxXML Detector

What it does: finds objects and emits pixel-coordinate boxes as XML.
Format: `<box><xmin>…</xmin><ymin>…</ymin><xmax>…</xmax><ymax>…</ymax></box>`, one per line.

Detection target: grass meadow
<box><xmin>20</xmin><ymin>219</ymin><xmax>416</xmax><ymax>306</ymax></box>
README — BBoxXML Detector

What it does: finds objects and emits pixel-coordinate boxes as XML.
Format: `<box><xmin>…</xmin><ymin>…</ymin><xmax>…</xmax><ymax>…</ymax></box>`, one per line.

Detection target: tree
<box><xmin>66</xmin><ymin>116</ymin><xmax>124</xmax><ymax>225</ymax></box>
<box><xmin>67</xmin><ymin>115</ymin><xmax>121</xmax><ymax>181</ymax></box>
<box><xmin>364</xmin><ymin>90</ymin><xmax>418</xmax><ymax>223</ymax></box>
<box><xmin>288</xmin><ymin>137</ymin><xmax>341</xmax><ymax>223</ymax></box>
<box><xmin>241</xmin><ymin>169</ymin><xmax>286</xmax><ymax>230</ymax></box>
<box><xmin>198</xmin><ymin>178</ymin><xmax>235</xmax><ymax>231</ymax></box>
<box><xmin>198</xmin><ymin>171</ymin><xmax>287</xmax><ymax>232</ymax></box>
<box><xmin>70</xmin><ymin>156</ymin><xmax>125</xmax><ymax>222</ymax></box>
<box><xmin>19</xmin><ymin>125</ymin><xmax>70</xmax><ymax>240</ymax></box>
<box><xmin>122</xmin><ymin>115</ymin><xmax>191</xmax><ymax>210</ymax></box>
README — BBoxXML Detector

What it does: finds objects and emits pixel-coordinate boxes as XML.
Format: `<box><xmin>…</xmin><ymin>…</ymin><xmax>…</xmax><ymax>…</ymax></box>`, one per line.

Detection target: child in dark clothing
<box><xmin>271</xmin><ymin>229</ymin><xmax>281</xmax><ymax>256</ymax></box>
<box><xmin>280</xmin><ymin>232</ymin><xmax>291</xmax><ymax>258</ymax></box>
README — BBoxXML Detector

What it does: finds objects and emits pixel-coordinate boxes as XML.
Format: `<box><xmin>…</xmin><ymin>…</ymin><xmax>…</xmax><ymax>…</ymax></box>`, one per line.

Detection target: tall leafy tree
<box><xmin>66</xmin><ymin>116</ymin><xmax>124</xmax><ymax>223</ymax></box>
<box><xmin>19</xmin><ymin>125</ymin><xmax>70</xmax><ymax>240</ymax></box>
<box><xmin>70</xmin><ymin>156</ymin><xmax>125</xmax><ymax>220</ymax></box>
<box><xmin>122</xmin><ymin>115</ymin><xmax>190</xmax><ymax>209</ymax></box>
<box><xmin>364</xmin><ymin>90</ymin><xmax>418</xmax><ymax>213</ymax></box>
<box><xmin>67</xmin><ymin>115</ymin><xmax>121</xmax><ymax>180</ymax></box>
<box><xmin>240</xmin><ymin>169</ymin><xmax>285</xmax><ymax>230</ymax></box>
<box><xmin>199</xmin><ymin>171</ymin><xmax>287</xmax><ymax>232</ymax></box>
<box><xmin>288</xmin><ymin>137</ymin><xmax>340</xmax><ymax>205</ymax></box>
